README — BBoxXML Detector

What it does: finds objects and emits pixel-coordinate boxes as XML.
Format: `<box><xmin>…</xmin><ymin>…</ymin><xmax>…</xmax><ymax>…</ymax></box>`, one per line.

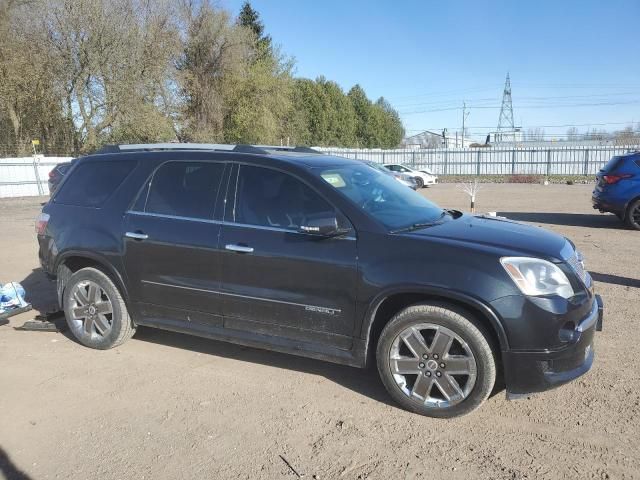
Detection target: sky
<box><xmin>223</xmin><ymin>0</ymin><xmax>640</xmax><ymax>141</ymax></box>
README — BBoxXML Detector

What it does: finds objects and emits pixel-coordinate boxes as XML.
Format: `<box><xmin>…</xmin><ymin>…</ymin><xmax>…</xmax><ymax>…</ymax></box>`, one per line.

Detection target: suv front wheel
<box><xmin>63</xmin><ymin>267</ymin><xmax>136</xmax><ymax>349</ymax></box>
<box><xmin>376</xmin><ymin>303</ymin><xmax>496</xmax><ymax>418</ymax></box>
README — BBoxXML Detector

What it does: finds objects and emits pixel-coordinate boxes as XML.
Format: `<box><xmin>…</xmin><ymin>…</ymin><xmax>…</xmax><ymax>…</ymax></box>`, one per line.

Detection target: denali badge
<box><xmin>305</xmin><ymin>305</ymin><xmax>341</xmax><ymax>315</ymax></box>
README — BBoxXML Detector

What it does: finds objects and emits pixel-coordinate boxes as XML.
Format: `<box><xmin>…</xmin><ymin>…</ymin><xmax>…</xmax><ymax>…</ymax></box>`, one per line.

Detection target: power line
<box><xmin>403</xmin><ymin>121</ymin><xmax>639</xmax><ymax>133</ymax></box>
<box><xmin>399</xmin><ymin>99</ymin><xmax>640</xmax><ymax>115</ymax></box>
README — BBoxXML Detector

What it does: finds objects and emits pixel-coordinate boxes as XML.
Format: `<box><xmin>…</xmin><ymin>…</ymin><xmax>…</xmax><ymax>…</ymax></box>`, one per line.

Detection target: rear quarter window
<box><xmin>602</xmin><ymin>156</ymin><xmax>623</xmax><ymax>172</ymax></box>
<box><xmin>54</xmin><ymin>161</ymin><xmax>136</xmax><ymax>207</ymax></box>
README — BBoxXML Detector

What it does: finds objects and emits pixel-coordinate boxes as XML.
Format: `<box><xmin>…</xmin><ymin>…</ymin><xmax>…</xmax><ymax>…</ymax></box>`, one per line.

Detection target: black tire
<box><xmin>376</xmin><ymin>303</ymin><xmax>496</xmax><ymax>418</ymax></box>
<box><xmin>414</xmin><ymin>176</ymin><xmax>424</xmax><ymax>189</ymax></box>
<box><xmin>625</xmin><ymin>199</ymin><xmax>640</xmax><ymax>230</ymax></box>
<box><xmin>63</xmin><ymin>267</ymin><xmax>136</xmax><ymax>349</ymax></box>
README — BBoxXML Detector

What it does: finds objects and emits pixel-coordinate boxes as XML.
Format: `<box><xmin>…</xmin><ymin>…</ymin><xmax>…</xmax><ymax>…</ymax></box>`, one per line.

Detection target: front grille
<box><xmin>567</xmin><ymin>250</ymin><xmax>588</xmax><ymax>284</ymax></box>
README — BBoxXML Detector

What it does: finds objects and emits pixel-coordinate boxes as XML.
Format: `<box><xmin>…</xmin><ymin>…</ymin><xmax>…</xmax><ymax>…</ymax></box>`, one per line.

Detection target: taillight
<box><xmin>603</xmin><ymin>174</ymin><xmax>632</xmax><ymax>185</ymax></box>
<box><xmin>35</xmin><ymin>213</ymin><xmax>50</xmax><ymax>235</ymax></box>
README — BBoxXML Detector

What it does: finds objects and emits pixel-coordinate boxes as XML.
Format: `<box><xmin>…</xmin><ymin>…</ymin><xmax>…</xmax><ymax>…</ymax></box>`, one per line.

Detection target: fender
<box><xmin>55</xmin><ymin>249</ymin><xmax>130</xmax><ymax>304</ymax></box>
<box><xmin>624</xmin><ymin>193</ymin><xmax>640</xmax><ymax>212</ymax></box>
<box><xmin>360</xmin><ymin>284</ymin><xmax>510</xmax><ymax>362</ymax></box>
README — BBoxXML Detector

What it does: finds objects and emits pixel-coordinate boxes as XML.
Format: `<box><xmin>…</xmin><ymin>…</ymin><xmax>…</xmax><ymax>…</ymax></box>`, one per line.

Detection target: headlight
<box><xmin>500</xmin><ymin>257</ymin><xmax>574</xmax><ymax>299</ymax></box>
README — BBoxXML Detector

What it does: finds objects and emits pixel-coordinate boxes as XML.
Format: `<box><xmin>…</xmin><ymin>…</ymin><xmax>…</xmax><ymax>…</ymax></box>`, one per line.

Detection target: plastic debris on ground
<box><xmin>0</xmin><ymin>282</ymin><xmax>32</xmax><ymax>324</ymax></box>
<box><xmin>15</xmin><ymin>311</ymin><xmax>67</xmax><ymax>332</ymax></box>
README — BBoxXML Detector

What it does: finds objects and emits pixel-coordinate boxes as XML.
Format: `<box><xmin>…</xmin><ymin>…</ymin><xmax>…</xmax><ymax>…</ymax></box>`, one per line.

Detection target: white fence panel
<box><xmin>0</xmin><ymin>156</ymin><xmax>73</xmax><ymax>198</ymax></box>
<box><xmin>317</xmin><ymin>146</ymin><xmax>638</xmax><ymax>176</ymax></box>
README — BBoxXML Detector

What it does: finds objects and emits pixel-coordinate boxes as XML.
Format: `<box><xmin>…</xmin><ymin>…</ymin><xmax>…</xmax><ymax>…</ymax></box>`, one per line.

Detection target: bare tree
<box><xmin>459</xmin><ymin>180</ymin><xmax>482</xmax><ymax>213</ymax></box>
<box><xmin>177</xmin><ymin>1</ymin><xmax>252</xmax><ymax>141</ymax></box>
<box><xmin>525</xmin><ymin>128</ymin><xmax>545</xmax><ymax>142</ymax></box>
<box><xmin>613</xmin><ymin>126</ymin><xmax>640</xmax><ymax>146</ymax></box>
<box><xmin>566</xmin><ymin>127</ymin><xmax>579</xmax><ymax>142</ymax></box>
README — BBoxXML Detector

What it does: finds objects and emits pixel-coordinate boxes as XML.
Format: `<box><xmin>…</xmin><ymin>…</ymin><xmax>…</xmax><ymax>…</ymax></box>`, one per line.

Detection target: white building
<box><xmin>401</xmin><ymin>130</ymin><xmax>475</xmax><ymax>149</ymax></box>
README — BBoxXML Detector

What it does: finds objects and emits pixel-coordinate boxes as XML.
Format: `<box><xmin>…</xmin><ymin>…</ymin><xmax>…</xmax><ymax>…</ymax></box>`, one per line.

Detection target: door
<box><xmin>122</xmin><ymin>160</ymin><xmax>228</xmax><ymax>327</ymax></box>
<box><xmin>220</xmin><ymin>164</ymin><xmax>358</xmax><ymax>348</ymax></box>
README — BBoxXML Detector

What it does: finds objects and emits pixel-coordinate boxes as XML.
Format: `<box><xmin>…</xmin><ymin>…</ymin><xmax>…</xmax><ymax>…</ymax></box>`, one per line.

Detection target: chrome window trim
<box><xmin>126</xmin><ymin>210</ymin><xmax>221</xmax><ymax>225</ymax></box>
<box><xmin>125</xmin><ymin>210</ymin><xmax>356</xmax><ymax>240</ymax></box>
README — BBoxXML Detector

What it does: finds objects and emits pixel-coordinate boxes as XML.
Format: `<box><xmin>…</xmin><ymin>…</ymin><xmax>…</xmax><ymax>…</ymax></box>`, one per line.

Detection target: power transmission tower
<box><xmin>497</xmin><ymin>73</ymin><xmax>515</xmax><ymax>142</ymax></box>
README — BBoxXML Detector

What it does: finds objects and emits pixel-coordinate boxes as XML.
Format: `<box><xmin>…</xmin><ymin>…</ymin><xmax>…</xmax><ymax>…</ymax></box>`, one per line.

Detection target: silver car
<box><xmin>362</xmin><ymin>161</ymin><xmax>417</xmax><ymax>190</ymax></box>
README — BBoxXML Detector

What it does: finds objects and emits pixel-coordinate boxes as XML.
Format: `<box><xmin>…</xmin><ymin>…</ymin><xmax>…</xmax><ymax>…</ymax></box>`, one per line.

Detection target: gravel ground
<box><xmin>0</xmin><ymin>184</ymin><xmax>638</xmax><ymax>480</ymax></box>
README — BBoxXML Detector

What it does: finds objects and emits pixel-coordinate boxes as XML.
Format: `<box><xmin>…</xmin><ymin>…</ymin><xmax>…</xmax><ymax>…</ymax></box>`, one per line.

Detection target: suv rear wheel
<box><xmin>63</xmin><ymin>267</ymin><xmax>136</xmax><ymax>349</ymax></box>
<box><xmin>376</xmin><ymin>303</ymin><xmax>496</xmax><ymax>418</ymax></box>
<box><xmin>625</xmin><ymin>199</ymin><xmax>640</xmax><ymax>230</ymax></box>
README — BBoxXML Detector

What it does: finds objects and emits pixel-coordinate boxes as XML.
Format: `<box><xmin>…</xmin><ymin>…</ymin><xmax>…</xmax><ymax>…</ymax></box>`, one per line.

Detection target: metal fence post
<box><xmin>411</xmin><ymin>150</ymin><xmax>416</xmax><ymax>168</ymax></box>
<box><xmin>583</xmin><ymin>149</ymin><xmax>590</xmax><ymax>175</ymax></box>
<box><xmin>444</xmin><ymin>149</ymin><xmax>448</xmax><ymax>175</ymax></box>
<box><xmin>476</xmin><ymin>150</ymin><xmax>481</xmax><ymax>176</ymax></box>
<box><xmin>511</xmin><ymin>149</ymin><xmax>516</xmax><ymax>175</ymax></box>
<box><xmin>546</xmin><ymin>149</ymin><xmax>551</xmax><ymax>176</ymax></box>
<box><xmin>32</xmin><ymin>155</ymin><xmax>44</xmax><ymax>195</ymax></box>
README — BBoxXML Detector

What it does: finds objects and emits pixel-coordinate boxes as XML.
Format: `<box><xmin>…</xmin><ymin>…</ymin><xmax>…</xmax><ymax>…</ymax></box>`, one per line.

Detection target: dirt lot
<box><xmin>1</xmin><ymin>184</ymin><xmax>638</xmax><ymax>480</ymax></box>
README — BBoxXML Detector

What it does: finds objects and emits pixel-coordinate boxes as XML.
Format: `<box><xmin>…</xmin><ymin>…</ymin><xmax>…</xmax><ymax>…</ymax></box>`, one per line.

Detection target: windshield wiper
<box><xmin>390</xmin><ymin>211</ymin><xmax>447</xmax><ymax>234</ymax></box>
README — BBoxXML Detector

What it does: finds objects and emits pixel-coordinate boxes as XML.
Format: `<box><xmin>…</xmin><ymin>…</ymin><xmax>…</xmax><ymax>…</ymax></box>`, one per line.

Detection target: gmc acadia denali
<box><xmin>36</xmin><ymin>143</ymin><xmax>603</xmax><ymax>417</ymax></box>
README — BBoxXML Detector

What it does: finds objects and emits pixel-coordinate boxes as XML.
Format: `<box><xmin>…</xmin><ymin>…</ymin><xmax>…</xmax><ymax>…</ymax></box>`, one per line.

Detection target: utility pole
<box><xmin>461</xmin><ymin>102</ymin><xmax>470</xmax><ymax>148</ymax></box>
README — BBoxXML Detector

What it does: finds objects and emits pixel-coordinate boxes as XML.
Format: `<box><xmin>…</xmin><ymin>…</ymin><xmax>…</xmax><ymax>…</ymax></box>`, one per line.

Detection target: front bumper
<box><xmin>504</xmin><ymin>294</ymin><xmax>603</xmax><ymax>397</ymax></box>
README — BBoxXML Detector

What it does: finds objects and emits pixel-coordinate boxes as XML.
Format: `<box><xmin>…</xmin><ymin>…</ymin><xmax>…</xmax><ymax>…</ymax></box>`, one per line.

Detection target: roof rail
<box><xmin>94</xmin><ymin>143</ymin><xmax>321</xmax><ymax>155</ymax></box>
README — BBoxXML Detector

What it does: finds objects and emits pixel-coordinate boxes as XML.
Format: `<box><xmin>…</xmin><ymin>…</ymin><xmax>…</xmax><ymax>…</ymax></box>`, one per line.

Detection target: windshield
<box><xmin>314</xmin><ymin>164</ymin><xmax>444</xmax><ymax>230</ymax></box>
<box><xmin>363</xmin><ymin>161</ymin><xmax>392</xmax><ymax>174</ymax></box>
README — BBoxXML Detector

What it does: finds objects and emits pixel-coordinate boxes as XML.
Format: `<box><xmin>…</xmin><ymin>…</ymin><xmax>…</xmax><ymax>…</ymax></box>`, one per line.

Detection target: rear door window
<box><xmin>142</xmin><ymin>161</ymin><xmax>225</xmax><ymax>220</ymax></box>
<box><xmin>55</xmin><ymin>161</ymin><xmax>135</xmax><ymax>207</ymax></box>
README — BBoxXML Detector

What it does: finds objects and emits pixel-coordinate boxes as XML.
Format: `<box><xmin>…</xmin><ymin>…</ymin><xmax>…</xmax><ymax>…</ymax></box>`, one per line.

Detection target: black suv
<box><xmin>36</xmin><ymin>144</ymin><xmax>603</xmax><ymax>418</ymax></box>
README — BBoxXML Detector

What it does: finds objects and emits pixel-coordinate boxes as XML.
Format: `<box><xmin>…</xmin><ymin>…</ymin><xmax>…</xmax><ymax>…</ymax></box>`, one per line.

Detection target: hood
<box><xmin>409</xmin><ymin>213</ymin><xmax>568</xmax><ymax>261</ymax></box>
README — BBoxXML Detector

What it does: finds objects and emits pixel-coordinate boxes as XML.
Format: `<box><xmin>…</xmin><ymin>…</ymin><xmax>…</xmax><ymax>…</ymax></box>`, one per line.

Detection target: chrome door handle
<box><xmin>125</xmin><ymin>231</ymin><xmax>149</xmax><ymax>240</ymax></box>
<box><xmin>225</xmin><ymin>244</ymin><xmax>254</xmax><ymax>253</ymax></box>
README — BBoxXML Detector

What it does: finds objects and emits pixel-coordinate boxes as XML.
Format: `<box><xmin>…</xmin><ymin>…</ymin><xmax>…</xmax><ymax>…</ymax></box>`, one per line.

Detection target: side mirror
<box><xmin>299</xmin><ymin>215</ymin><xmax>349</xmax><ymax>237</ymax></box>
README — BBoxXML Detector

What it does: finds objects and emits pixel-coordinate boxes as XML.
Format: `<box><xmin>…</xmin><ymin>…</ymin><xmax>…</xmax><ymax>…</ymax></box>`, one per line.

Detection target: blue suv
<box><xmin>592</xmin><ymin>151</ymin><xmax>640</xmax><ymax>230</ymax></box>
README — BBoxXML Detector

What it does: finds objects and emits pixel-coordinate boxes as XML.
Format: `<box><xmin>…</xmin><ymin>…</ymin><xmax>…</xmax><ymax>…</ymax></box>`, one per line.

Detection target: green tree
<box><xmin>374</xmin><ymin>97</ymin><xmax>404</xmax><ymax>148</ymax></box>
<box><xmin>237</xmin><ymin>1</ymin><xmax>272</xmax><ymax>57</ymax></box>
<box><xmin>348</xmin><ymin>84</ymin><xmax>372</xmax><ymax>147</ymax></box>
<box><xmin>178</xmin><ymin>2</ymin><xmax>251</xmax><ymax>142</ymax></box>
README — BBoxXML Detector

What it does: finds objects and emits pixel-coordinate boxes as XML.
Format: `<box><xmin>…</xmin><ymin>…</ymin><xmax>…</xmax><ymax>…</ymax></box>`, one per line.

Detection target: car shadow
<box><xmin>18</xmin><ymin>268</ymin><xmax>503</xmax><ymax>409</ymax></box>
<box><xmin>499</xmin><ymin>211</ymin><xmax>625</xmax><ymax>229</ymax></box>
<box><xmin>0</xmin><ymin>446</ymin><xmax>32</xmax><ymax>480</ymax></box>
<box><xmin>133</xmin><ymin>326</ymin><xmax>397</xmax><ymax>408</ymax></box>
<box><xmin>17</xmin><ymin>269</ymin><xmax>396</xmax><ymax>408</ymax></box>
<box><xmin>18</xmin><ymin>268</ymin><xmax>58</xmax><ymax>314</ymax></box>
<box><xmin>591</xmin><ymin>272</ymin><xmax>640</xmax><ymax>288</ymax></box>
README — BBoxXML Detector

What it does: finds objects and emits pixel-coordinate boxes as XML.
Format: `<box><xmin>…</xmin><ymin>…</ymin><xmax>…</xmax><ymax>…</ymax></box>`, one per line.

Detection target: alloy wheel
<box><xmin>631</xmin><ymin>204</ymin><xmax>640</xmax><ymax>228</ymax></box>
<box><xmin>389</xmin><ymin>323</ymin><xmax>477</xmax><ymax>408</ymax></box>
<box><xmin>69</xmin><ymin>280</ymin><xmax>114</xmax><ymax>338</ymax></box>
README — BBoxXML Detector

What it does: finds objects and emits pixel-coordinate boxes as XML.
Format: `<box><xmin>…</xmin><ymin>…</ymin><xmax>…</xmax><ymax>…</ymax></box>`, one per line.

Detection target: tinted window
<box><xmin>234</xmin><ymin>165</ymin><xmax>335</xmax><ymax>230</ymax></box>
<box><xmin>55</xmin><ymin>161</ymin><xmax>135</xmax><ymax>207</ymax></box>
<box><xmin>144</xmin><ymin>162</ymin><xmax>224</xmax><ymax>219</ymax></box>
<box><xmin>602</xmin><ymin>156</ymin><xmax>624</xmax><ymax>172</ymax></box>
<box><xmin>57</xmin><ymin>163</ymin><xmax>72</xmax><ymax>175</ymax></box>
